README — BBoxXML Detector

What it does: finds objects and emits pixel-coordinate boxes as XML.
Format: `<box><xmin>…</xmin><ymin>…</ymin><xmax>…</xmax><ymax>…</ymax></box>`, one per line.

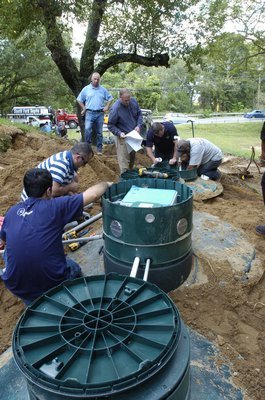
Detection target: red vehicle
<box><xmin>55</xmin><ymin>109</ymin><xmax>79</xmax><ymax>129</ymax></box>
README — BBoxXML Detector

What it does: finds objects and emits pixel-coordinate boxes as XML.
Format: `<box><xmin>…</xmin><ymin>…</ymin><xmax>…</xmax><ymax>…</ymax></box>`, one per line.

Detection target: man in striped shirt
<box><xmin>21</xmin><ymin>142</ymin><xmax>93</xmax><ymax>200</ymax></box>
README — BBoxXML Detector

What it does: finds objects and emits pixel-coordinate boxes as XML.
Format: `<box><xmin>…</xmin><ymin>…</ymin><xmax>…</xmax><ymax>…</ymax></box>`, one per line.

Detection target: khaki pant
<box><xmin>260</xmin><ymin>140</ymin><xmax>265</xmax><ymax>163</ymax></box>
<box><xmin>114</xmin><ymin>136</ymin><xmax>136</xmax><ymax>174</ymax></box>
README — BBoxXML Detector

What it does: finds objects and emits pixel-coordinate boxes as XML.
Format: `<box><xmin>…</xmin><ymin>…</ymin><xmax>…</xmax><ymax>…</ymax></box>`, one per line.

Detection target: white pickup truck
<box><xmin>7</xmin><ymin>114</ymin><xmax>51</xmax><ymax>127</ymax></box>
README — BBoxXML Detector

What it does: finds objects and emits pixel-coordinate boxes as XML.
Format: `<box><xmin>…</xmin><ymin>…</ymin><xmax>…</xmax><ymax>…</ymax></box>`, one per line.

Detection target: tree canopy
<box><xmin>0</xmin><ymin>0</ymin><xmax>264</xmax><ymax>115</ymax></box>
<box><xmin>0</xmin><ymin>0</ymin><xmax>228</xmax><ymax>96</ymax></box>
<box><xmin>229</xmin><ymin>0</ymin><xmax>265</xmax><ymax>56</ymax></box>
<box><xmin>0</xmin><ymin>34</ymin><xmax>76</xmax><ymax>114</ymax></box>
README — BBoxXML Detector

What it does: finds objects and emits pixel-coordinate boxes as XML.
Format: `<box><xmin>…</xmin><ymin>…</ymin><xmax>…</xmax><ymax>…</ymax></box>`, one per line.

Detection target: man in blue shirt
<box><xmin>40</xmin><ymin>121</ymin><xmax>52</xmax><ymax>134</ymax></box>
<box><xmin>77</xmin><ymin>72</ymin><xmax>113</xmax><ymax>154</ymax></box>
<box><xmin>1</xmin><ymin>168</ymin><xmax>112</xmax><ymax>305</ymax></box>
<box><xmin>146</xmin><ymin>122</ymin><xmax>179</xmax><ymax>165</ymax></box>
<box><xmin>107</xmin><ymin>89</ymin><xmax>143</xmax><ymax>173</ymax></box>
<box><xmin>56</xmin><ymin>121</ymin><xmax>67</xmax><ymax>137</ymax></box>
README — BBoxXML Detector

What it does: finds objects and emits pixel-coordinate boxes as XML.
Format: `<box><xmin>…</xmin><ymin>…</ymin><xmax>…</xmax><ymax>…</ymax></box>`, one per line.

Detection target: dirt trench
<box><xmin>0</xmin><ymin>125</ymin><xmax>264</xmax><ymax>400</ymax></box>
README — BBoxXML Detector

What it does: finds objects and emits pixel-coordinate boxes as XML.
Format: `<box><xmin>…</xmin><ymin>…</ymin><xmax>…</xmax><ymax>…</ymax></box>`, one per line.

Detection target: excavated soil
<box><xmin>0</xmin><ymin>124</ymin><xmax>264</xmax><ymax>400</ymax></box>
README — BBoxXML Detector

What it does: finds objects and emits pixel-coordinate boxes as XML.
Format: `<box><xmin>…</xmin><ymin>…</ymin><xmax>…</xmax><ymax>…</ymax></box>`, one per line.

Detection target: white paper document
<box><xmin>125</xmin><ymin>130</ymin><xmax>143</xmax><ymax>153</ymax></box>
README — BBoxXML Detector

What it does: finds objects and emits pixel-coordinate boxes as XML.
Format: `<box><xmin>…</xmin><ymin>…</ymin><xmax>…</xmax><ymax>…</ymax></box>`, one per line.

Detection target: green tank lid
<box><xmin>120</xmin><ymin>163</ymin><xmax>197</xmax><ymax>182</ymax></box>
<box><xmin>12</xmin><ymin>274</ymin><xmax>184</xmax><ymax>398</ymax></box>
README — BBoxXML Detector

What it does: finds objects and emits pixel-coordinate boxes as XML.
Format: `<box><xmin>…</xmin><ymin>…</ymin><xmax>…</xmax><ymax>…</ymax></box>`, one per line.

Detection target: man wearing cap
<box><xmin>77</xmin><ymin>72</ymin><xmax>113</xmax><ymax>155</ymax></box>
<box><xmin>145</xmin><ymin>122</ymin><xmax>179</xmax><ymax>165</ymax></box>
<box><xmin>178</xmin><ymin>138</ymin><xmax>223</xmax><ymax>180</ymax></box>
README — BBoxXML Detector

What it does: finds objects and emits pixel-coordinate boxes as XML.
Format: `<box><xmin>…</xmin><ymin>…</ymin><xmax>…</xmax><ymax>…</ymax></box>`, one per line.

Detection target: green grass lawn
<box><xmin>66</xmin><ymin>128</ymin><xmax>113</xmax><ymax>143</ymax></box>
<box><xmin>1</xmin><ymin>118</ymin><xmax>263</xmax><ymax>158</ymax></box>
<box><xmin>66</xmin><ymin>129</ymin><xmax>82</xmax><ymax>142</ymax></box>
<box><xmin>67</xmin><ymin>122</ymin><xmax>262</xmax><ymax>158</ymax></box>
<box><xmin>176</xmin><ymin>122</ymin><xmax>263</xmax><ymax>158</ymax></box>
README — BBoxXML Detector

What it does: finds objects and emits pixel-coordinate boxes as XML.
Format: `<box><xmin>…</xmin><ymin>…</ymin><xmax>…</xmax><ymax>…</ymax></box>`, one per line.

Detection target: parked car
<box><xmin>27</xmin><ymin>116</ymin><xmax>45</xmax><ymax>127</ymax></box>
<box><xmin>105</xmin><ymin>108</ymin><xmax>153</xmax><ymax>140</ymax></box>
<box><xmin>140</xmin><ymin>109</ymin><xmax>153</xmax><ymax>138</ymax></box>
<box><xmin>7</xmin><ymin>114</ymin><xmax>51</xmax><ymax>127</ymax></box>
<box><xmin>244</xmin><ymin>110</ymin><xmax>265</xmax><ymax>119</ymax></box>
<box><xmin>163</xmin><ymin>112</ymin><xmax>194</xmax><ymax>124</ymax></box>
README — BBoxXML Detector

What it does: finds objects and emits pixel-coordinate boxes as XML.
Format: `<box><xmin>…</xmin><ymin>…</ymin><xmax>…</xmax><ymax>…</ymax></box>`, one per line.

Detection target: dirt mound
<box><xmin>0</xmin><ymin>124</ymin><xmax>265</xmax><ymax>399</ymax></box>
<box><xmin>0</xmin><ymin>125</ymin><xmax>151</xmax><ymax>353</ymax></box>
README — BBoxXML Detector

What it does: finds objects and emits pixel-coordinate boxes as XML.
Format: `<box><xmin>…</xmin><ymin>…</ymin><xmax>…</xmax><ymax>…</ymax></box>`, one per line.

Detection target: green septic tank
<box><xmin>178</xmin><ymin>167</ymin><xmax>197</xmax><ymax>181</ymax></box>
<box><xmin>102</xmin><ymin>178</ymin><xmax>193</xmax><ymax>292</ymax></box>
<box><xmin>12</xmin><ymin>274</ymin><xmax>191</xmax><ymax>400</ymax></box>
<box><xmin>120</xmin><ymin>163</ymin><xmax>197</xmax><ymax>182</ymax></box>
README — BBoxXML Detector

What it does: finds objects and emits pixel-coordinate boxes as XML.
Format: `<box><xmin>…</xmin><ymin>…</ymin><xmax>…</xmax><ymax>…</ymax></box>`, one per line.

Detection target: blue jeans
<box><xmin>85</xmin><ymin>111</ymin><xmax>104</xmax><ymax>152</ymax></box>
<box><xmin>1</xmin><ymin>252</ymin><xmax>82</xmax><ymax>307</ymax></box>
<box><xmin>197</xmin><ymin>159</ymin><xmax>222</xmax><ymax>180</ymax></box>
<box><xmin>66</xmin><ymin>257</ymin><xmax>82</xmax><ymax>279</ymax></box>
<box><xmin>23</xmin><ymin>259</ymin><xmax>81</xmax><ymax>306</ymax></box>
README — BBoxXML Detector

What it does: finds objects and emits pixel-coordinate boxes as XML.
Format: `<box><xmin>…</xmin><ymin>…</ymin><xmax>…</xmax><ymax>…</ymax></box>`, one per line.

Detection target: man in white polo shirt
<box><xmin>177</xmin><ymin>138</ymin><xmax>223</xmax><ymax>180</ymax></box>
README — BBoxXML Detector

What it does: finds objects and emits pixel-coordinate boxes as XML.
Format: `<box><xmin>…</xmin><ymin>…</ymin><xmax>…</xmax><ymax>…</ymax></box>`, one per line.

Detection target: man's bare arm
<box><xmin>77</xmin><ymin>100</ymin><xmax>86</xmax><ymax>116</ymax></box>
<box><xmin>82</xmin><ymin>182</ymin><xmax>113</xmax><ymax>205</ymax></box>
<box><xmin>103</xmin><ymin>100</ymin><xmax>112</xmax><ymax>112</ymax></box>
<box><xmin>52</xmin><ymin>181</ymin><xmax>79</xmax><ymax>197</ymax></box>
<box><xmin>146</xmin><ymin>147</ymin><xmax>156</xmax><ymax>163</ymax></box>
<box><xmin>169</xmin><ymin>140</ymin><xmax>178</xmax><ymax>165</ymax></box>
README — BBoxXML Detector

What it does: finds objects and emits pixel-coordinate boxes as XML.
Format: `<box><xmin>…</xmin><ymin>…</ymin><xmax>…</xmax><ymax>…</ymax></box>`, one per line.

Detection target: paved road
<box><xmin>153</xmin><ymin>116</ymin><xmax>265</xmax><ymax>125</ymax></box>
<box><xmin>195</xmin><ymin>116</ymin><xmax>264</xmax><ymax>125</ymax></box>
<box><xmin>69</xmin><ymin>116</ymin><xmax>264</xmax><ymax>130</ymax></box>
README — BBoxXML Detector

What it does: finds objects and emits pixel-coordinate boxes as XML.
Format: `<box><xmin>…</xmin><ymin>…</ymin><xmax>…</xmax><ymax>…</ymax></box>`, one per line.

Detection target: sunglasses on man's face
<box><xmin>78</xmin><ymin>154</ymin><xmax>88</xmax><ymax>165</ymax></box>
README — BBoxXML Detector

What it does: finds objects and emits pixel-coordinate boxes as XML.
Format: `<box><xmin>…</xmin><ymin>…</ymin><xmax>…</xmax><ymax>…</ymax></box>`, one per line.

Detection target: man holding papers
<box><xmin>108</xmin><ymin>89</ymin><xmax>143</xmax><ymax>173</ymax></box>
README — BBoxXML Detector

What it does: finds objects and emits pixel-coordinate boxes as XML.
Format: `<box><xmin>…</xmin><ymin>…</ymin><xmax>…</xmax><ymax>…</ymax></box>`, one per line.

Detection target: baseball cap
<box><xmin>177</xmin><ymin>140</ymin><xmax>190</xmax><ymax>156</ymax></box>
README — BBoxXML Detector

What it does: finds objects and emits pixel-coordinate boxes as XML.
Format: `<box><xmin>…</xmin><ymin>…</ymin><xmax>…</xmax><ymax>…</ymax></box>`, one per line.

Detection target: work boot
<box><xmin>255</xmin><ymin>225</ymin><xmax>265</xmax><ymax>236</ymax></box>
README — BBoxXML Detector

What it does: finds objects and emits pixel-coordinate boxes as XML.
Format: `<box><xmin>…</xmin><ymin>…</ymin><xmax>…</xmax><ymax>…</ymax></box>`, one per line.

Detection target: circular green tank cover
<box><xmin>13</xmin><ymin>274</ymin><xmax>181</xmax><ymax>398</ymax></box>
